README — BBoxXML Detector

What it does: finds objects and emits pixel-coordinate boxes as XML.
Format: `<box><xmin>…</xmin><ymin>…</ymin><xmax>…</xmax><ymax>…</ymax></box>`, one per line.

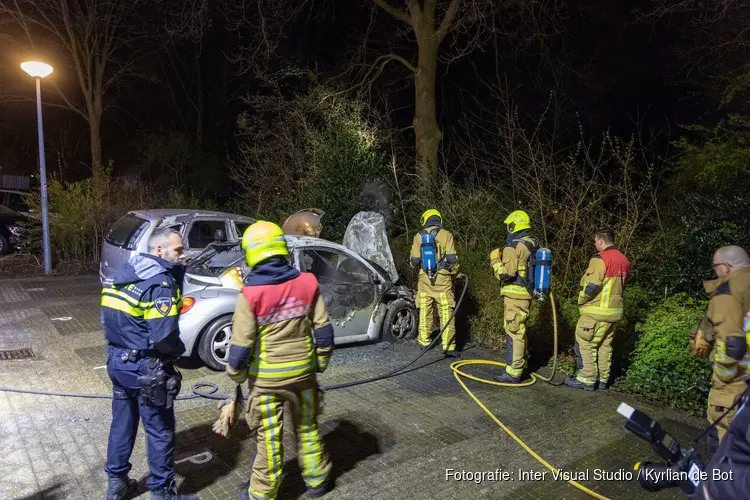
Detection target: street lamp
<box><xmin>20</xmin><ymin>61</ymin><xmax>53</xmax><ymax>275</ymax></box>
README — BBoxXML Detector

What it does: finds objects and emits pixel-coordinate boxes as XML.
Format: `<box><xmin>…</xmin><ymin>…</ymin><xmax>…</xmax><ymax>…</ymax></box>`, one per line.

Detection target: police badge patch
<box><xmin>154</xmin><ymin>297</ymin><xmax>172</xmax><ymax>316</ymax></box>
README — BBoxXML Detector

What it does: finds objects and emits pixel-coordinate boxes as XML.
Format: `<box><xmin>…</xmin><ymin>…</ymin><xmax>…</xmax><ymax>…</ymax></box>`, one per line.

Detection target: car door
<box><xmin>295</xmin><ymin>246</ymin><xmax>379</xmax><ymax>338</ymax></box>
<box><xmin>183</xmin><ymin>218</ymin><xmax>230</xmax><ymax>260</ymax></box>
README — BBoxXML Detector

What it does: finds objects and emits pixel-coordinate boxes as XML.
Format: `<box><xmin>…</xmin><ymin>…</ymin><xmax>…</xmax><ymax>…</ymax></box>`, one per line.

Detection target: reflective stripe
<box><xmin>578</xmin><ymin>305</ymin><xmax>623</xmax><ymax>318</ymax></box>
<box><xmin>576</xmin><ymin>373</ymin><xmax>597</xmax><ymax>385</ymax></box>
<box><xmin>248</xmin><ymin>358</ymin><xmax>316</xmax><ymax>378</ymax></box>
<box><xmin>506</xmin><ymin>365</ymin><xmax>523</xmax><ymax>377</ymax></box>
<box><xmin>144</xmin><ymin>302</ymin><xmax>180</xmax><ymax>319</ymax></box>
<box><xmin>317</xmin><ymin>354</ymin><xmax>330</xmax><ymax>371</ymax></box>
<box><xmin>518</xmin><ymin>264</ymin><xmax>527</xmax><ymax>279</ymax></box>
<box><xmin>257</xmin><ymin>303</ymin><xmax>312</xmax><ymax>326</ymax></box>
<box><xmin>101</xmin><ymin>295</ymin><xmax>144</xmax><ymax>317</ymax></box>
<box><xmin>299</xmin><ymin>388</ymin><xmax>327</xmax><ymax>487</ymax></box>
<box><xmin>501</xmin><ymin>284</ymin><xmax>530</xmax><ymax>298</ymax></box>
<box><xmin>244</xmin><ymin>236</ymin><xmax>287</xmax><ymax>249</ymax></box>
<box><xmin>600</xmin><ymin>280</ymin><xmax>612</xmax><ymax>308</ymax></box>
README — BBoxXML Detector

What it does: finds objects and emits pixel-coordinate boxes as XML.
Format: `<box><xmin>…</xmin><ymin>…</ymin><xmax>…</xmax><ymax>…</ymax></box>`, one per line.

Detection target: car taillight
<box><xmin>180</xmin><ymin>297</ymin><xmax>195</xmax><ymax>314</ymax></box>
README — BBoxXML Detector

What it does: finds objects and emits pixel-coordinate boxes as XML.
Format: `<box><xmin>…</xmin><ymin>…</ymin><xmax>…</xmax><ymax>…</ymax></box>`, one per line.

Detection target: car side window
<box><xmin>300</xmin><ymin>249</ymin><xmax>371</xmax><ymax>284</ymax></box>
<box><xmin>235</xmin><ymin>221</ymin><xmax>251</xmax><ymax>238</ymax></box>
<box><xmin>187</xmin><ymin>220</ymin><xmax>228</xmax><ymax>249</ymax></box>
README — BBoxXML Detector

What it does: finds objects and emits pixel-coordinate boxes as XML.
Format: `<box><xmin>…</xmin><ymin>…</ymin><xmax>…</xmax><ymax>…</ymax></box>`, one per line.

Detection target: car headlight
<box><xmin>9</xmin><ymin>226</ymin><xmax>28</xmax><ymax>237</ymax></box>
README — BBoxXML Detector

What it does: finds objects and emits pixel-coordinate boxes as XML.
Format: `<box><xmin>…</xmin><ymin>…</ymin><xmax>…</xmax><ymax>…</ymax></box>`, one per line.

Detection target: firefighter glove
<box><xmin>690</xmin><ymin>329</ymin><xmax>712</xmax><ymax>358</ymax></box>
<box><xmin>211</xmin><ymin>384</ymin><xmax>245</xmax><ymax>437</ymax></box>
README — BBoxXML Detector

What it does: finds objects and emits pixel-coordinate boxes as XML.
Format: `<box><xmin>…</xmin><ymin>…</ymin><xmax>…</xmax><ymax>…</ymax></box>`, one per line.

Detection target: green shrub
<box><xmin>619</xmin><ymin>293</ymin><xmax>711</xmax><ymax>414</ymax></box>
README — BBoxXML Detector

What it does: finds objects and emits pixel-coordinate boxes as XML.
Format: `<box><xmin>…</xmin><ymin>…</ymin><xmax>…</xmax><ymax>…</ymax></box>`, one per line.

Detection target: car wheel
<box><xmin>198</xmin><ymin>315</ymin><xmax>233</xmax><ymax>371</ymax></box>
<box><xmin>382</xmin><ymin>298</ymin><xmax>418</xmax><ymax>343</ymax></box>
<box><xmin>0</xmin><ymin>234</ymin><xmax>9</xmax><ymax>256</ymax></box>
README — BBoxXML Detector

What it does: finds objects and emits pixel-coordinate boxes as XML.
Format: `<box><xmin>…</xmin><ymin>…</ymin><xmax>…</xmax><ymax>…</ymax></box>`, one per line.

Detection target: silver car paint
<box><xmin>177</xmin><ymin>235</ymin><xmax>409</xmax><ymax>363</ymax></box>
<box><xmin>99</xmin><ymin>209</ymin><xmax>255</xmax><ymax>281</ymax></box>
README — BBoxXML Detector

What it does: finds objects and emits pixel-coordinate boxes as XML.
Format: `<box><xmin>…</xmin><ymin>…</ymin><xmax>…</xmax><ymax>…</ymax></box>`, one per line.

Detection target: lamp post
<box><xmin>20</xmin><ymin>61</ymin><xmax>53</xmax><ymax>275</ymax></box>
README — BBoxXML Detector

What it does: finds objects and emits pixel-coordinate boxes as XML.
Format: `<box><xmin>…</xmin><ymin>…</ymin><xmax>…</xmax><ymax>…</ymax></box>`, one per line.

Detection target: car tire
<box><xmin>382</xmin><ymin>298</ymin><xmax>418</xmax><ymax>343</ymax></box>
<box><xmin>0</xmin><ymin>234</ymin><xmax>9</xmax><ymax>256</ymax></box>
<box><xmin>198</xmin><ymin>314</ymin><xmax>233</xmax><ymax>371</ymax></box>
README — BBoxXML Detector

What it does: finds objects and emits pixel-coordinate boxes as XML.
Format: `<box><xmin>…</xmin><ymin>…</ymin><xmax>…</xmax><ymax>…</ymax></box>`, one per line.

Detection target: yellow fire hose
<box><xmin>449</xmin><ymin>292</ymin><xmax>612</xmax><ymax>500</ymax></box>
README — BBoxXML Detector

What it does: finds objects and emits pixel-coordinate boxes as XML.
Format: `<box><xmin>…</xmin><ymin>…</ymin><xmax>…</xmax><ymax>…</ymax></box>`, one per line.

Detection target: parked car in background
<box><xmin>99</xmin><ymin>209</ymin><xmax>256</xmax><ymax>281</ymax></box>
<box><xmin>0</xmin><ymin>204</ymin><xmax>32</xmax><ymax>255</ymax></box>
<box><xmin>178</xmin><ymin>235</ymin><xmax>418</xmax><ymax>370</ymax></box>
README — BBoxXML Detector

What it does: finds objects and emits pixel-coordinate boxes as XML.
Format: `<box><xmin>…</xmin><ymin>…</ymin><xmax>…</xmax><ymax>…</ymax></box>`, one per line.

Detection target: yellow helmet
<box><xmin>421</xmin><ymin>209</ymin><xmax>442</xmax><ymax>226</ymax></box>
<box><xmin>241</xmin><ymin>220</ymin><xmax>289</xmax><ymax>268</ymax></box>
<box><xmin>504</xmin><ymin>210</ymin><xmax>530</xmax><ymax>233</ymax></box>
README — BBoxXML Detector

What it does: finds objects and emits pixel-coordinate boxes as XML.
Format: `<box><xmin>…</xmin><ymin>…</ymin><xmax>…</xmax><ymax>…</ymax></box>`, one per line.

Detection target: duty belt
<box><xmin>110</xmin><ymin>345</ymin><xmax>163</xmax><ymax>362</ymax></box>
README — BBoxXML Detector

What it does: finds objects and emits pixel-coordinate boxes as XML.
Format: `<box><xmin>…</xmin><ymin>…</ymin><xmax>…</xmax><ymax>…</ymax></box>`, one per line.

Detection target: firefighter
<box><xmin>100</xmin><ymin>227</ymin><xmax>196</xmax><ymax>500</ymax></box>
<box><xmin>227</xmin><ymin>221</ymin><xmax>334</xmax><ymax>500</ymax></box>
<box><xmin>409</xmin><ymin>209</ymin><xmax>460</xmax><ymax>357</ymax></box>
<box><xmin>490</xmin><ymin>210</ymin><xmax>541</xmax><ymax>383</ymax></box>
<box><xmin>689</xmin><ymin>245</ymin><xmax>750</xmax><ymax>456</ymax></box>
<box><xmin>564</xmin><ymin>228</ymin><xmax>630</xmax><ymax>391</ymax></box>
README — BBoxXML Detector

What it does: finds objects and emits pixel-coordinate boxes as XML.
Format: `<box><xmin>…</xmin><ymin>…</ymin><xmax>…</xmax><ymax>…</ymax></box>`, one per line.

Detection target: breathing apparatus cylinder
<box><xmin>421</xmin><ymin>230</ymin><xmax>438</xmax><ymax>279</ymax></box>
<box><xmin>533</xmin><ymin>247</ymin><xmax>552</xmax><ymax>300</ymax></box>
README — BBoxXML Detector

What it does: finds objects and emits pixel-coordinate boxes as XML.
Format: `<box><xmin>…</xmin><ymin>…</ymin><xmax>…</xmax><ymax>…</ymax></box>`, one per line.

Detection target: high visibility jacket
<box><xmin>409</xmin><ymin>223</ymin><xmax>458</xmax><ymax>277</ymax></box>
<box><xmin>577</xmin><ymin>246</ymin><xmax>630</xmax><ymax>322</ymax></box>
<box><xmin>100</xmin><ymin>254</ymin><xmax>186</xmax><ymax>357</ymax></box>
<box><xmin>702</xmin><ymin>266</ymin><xmax>750</xmax><ymax>409</ymax></box>
<box><xmin>492</xmin><ymin>230</ymin><xmax>538</xmax><ymax>299</ymax></box>
<box><xmin>226</xmin><ymin>257</ymin><xmax>334</xmax><ymax>388</ymax></box>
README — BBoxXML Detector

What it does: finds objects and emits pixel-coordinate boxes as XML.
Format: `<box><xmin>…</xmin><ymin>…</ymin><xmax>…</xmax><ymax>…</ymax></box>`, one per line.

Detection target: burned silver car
<box><xmin>178</xmin><ymin>234</ymin><xmax>418</xmax><ymax>370</ymax></box>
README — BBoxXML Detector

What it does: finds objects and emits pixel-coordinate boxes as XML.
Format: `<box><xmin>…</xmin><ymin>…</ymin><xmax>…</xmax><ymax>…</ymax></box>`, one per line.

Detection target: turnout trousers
<box><xmin>105</xmin><ymin>346</ymin><xmax>176</xmax><ymax>491</ymax></box>
<box><xmin>245</xmin><ymin>380</ymin><xmax>332</xmax><ymax>500</ymax></box>
<box><xmin>416</xmin><ymin>273</ymin><xmax>456</xmax><ymax>352</ymax></box>
<box><xmin>503</xmin><ymin>296</ymin><xmax>531</xmax><ymax>377</ymax></box>
<box><xmin>574</xmin><ymin>315</ymin><xmax>616</xmax><ymax>386</ymax></box>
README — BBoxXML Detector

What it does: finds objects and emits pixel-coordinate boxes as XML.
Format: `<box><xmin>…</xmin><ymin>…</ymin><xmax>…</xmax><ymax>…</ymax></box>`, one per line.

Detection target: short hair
<box><xmin>595</xmin><ymin>228</ymin><xmax>615</xmax><ymax>245</ymax></box>
<box><xmin>148</xmin><ymin>227</ymin><xmax>181</xmax><ymax>252</ymax></box>
<box><xmin>715</xmin><ymin>245</ymin><xmax>750</xmax><ymax>269</ymax></box>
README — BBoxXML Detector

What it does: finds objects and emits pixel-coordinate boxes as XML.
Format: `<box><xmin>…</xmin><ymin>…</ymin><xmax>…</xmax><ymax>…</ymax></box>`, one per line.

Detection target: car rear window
<box><xmin>105</xmin><ymin>214</ymin><xmax>149</xmax><ymax>249</ymax></box>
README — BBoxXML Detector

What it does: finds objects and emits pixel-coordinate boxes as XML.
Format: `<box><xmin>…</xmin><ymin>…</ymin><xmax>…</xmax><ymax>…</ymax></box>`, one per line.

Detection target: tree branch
<box><xmin>372</xmin><ymin>0</ymin><xmax>411</xmax><ymax>25</ymax></box>
<box><xmin>437</xmin><ymin>0</ymin><xmax>459</xmax><ymax>41</ymax></box>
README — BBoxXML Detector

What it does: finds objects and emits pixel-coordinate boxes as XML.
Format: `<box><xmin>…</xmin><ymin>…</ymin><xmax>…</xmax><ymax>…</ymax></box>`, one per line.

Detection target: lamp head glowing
<box><xmin>21</xmin><ymin>61</ymin><xmax>53</xmax><ymax>78</ymax></box>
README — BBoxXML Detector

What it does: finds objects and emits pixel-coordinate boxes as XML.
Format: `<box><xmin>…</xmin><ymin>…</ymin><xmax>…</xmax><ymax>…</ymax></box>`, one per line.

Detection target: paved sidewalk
<box><xmin>0</xmin><ymin>275</ymin><xmax>705</xmax><ymax>499</ymax></box>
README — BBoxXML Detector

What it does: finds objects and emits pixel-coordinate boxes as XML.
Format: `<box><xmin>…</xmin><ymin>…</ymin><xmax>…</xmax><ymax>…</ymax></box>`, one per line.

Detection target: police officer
<box><xmin>689</xmin><ymin>245</ymin><xmax>750</xmax><ymax>456</ymax></box>
<box><xmin>689</xmin><ymin>378</ymin><xmax>750</xmax><ymax>499</ymax></box>
<box><xmin>227</xmin><ymin>221</ymin><xmax>334</xmax><ymax>500</ymax></box>
<box><xmin>564</xmin><ymin>228</ymin><xmax>630</xmax><ymax>391</ymax></box>
<box><xmin>101</xmin><ymin>228</ymin><xmax>196</xmax><ymax>500</ymax></box>
<box><xmin>409</xmin><ymin>209</ymin><xmax>460</xmax><ymax>357</ymax></box>
<box><xmin>490</xmin><ymin>210</ymin><xmax>540</xmax><ymax>383</ymax></box>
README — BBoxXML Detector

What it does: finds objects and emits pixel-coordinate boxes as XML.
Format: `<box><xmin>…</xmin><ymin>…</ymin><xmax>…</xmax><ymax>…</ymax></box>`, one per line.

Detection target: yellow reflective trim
<box><xmin>144</xmin><ymin>304</ymin><xmax>179</xmax><ymax>320</ymax></box>
<box><xmin>102</xmin><ymin>289</ymin><xmax>149</xmax><ymax>309</ymax></box>
<box><xmin>579</xmin><ymin>305</ymin><xmax>623</xmax><ymax>317</ymax></box>
<box><xmin>576</xmin><ymin>374</ymin><xmax>596</xmax><ymax>385</ymax></box>
<box><xmin>506</xmin><ymin>366</ymin><xmax>523</xmax><ymax>377</ymax></box>
<box><xmin>101</xmin><ymin>295</ymin><xmax>144</xmax><ymax>317</ymax></box>
<box><xmin>601</xmin><ymin>280</ymin><xmax>612</xmax><ymax>308</ymax></box>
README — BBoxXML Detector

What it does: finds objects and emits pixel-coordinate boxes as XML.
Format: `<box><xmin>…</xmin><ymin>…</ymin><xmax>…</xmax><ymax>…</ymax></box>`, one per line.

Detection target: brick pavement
<box><xmin>0</xmin><ymin>275</ymin><xmax>707</xmax><ymax>499</ymax></box>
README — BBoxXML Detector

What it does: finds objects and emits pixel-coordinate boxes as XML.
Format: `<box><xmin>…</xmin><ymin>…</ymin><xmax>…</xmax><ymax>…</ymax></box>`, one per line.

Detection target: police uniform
<box><xmin>227</xmin><ymin>221</ymin><xmax>334</xmax><ymax>500</ymax></box>
<box><xmin>564</xmin><ymin>245</ymin><xmax>630</xmax><ymax>391</ymax></box>
<box><xmin>691</xmin><ymin>265</ymin><xmax>750</xmax><ymax>451</ymax></box>
<box><xmin>409</xmin><ymin>209</ymin><xmax>459</xmax><ymax>354</ymax></box>
<box><xmin>101</xmin><ymin>253</ymin><xmax>189</xmax><ymax>500</ymax></box>
<box><xmin>491</xmin><ymin>211</ymin><xmax>540</xmax><ymax>382</ymax></box>
<box><xmin>690</xmin><ymin>379</ymin><xmax>750</xmax><ymax>500</ymax></box>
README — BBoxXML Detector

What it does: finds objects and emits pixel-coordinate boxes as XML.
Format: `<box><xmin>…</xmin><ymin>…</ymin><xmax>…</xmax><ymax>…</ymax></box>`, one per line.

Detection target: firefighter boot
<box><xmin>307</xmin><ymin>478</ymin><xmax>332</xmax><ymax>498</ymax></box>
<box><xmin>106</xmin><ymin>476</ymin><xmax>137</xmax><ymax>500</ymax></box>
<box><xmin>563</xmin><ymin>376</ymin><xmax>595</xmax><ymax>391</ymax></box>
<box><xmin>493</xmin><ymin>372</ymin><xmax>522</xmax><ymax>384</ymax></box>
<box><xmin>150</xmin><ymin>479</ymin><xmax>198</xmax><ymax>500</ymax></box>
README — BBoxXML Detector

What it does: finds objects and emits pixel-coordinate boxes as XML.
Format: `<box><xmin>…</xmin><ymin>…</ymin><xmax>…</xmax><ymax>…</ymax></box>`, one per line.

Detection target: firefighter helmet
<box><xmin>241</xmin><ymin>221</ymin><xmax>289</xmax><ymax>268</ymax></box>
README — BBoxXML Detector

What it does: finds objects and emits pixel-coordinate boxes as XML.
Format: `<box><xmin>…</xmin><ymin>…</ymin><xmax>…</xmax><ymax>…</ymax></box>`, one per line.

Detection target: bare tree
<box><xmin>0</xmin><ymin>0</ymin><xmax>153</xmax><ymax>181</ymax></box>
<box><xmin>334</xmin><ymin>0</ymin><xmax>567</xmax><ymax>190</ymax></box>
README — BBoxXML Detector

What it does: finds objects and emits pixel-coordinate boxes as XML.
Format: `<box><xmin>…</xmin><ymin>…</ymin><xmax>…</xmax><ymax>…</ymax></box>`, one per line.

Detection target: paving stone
<box><xmin>42</xmin><ymin>303</ymin><xmax>102</xmax><ymax>336</ymax></box>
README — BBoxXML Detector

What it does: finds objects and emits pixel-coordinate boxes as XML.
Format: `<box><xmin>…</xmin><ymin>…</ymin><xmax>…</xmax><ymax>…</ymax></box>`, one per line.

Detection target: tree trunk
<box><xmin>413</xmin><ymin>35</ymin><xmax>442</xmax><ymax>188</ymax></box>
<box><xmin>195</xmin><ymin>50</ymin><xmax>204</xmax><ymax>148</ymax></box>
<box><xmin>88</xmin><ymin>113</ymin><xmax>103</xmax><ymax>181</ymax></box>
